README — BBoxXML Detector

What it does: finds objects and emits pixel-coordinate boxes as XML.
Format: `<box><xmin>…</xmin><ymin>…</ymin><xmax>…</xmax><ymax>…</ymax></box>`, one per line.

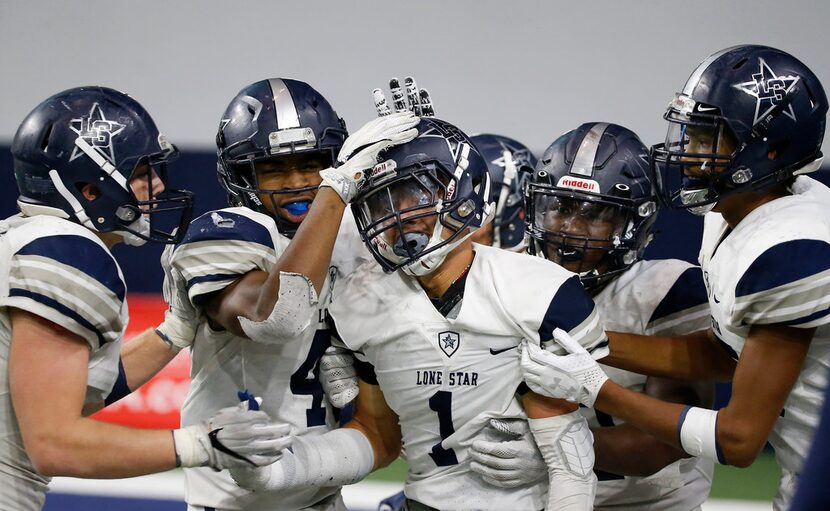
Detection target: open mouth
<box><xmin>279</xmin><ymin>199</ymin><xmax>313</xmax><ymax>223</ymax></box>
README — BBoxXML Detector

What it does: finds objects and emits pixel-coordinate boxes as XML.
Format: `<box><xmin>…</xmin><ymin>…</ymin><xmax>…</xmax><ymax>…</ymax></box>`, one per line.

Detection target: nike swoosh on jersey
<box><xmin>489</xmin><ymin>345</ymin><xmax>518</xmax><ymax>355</ymax></box>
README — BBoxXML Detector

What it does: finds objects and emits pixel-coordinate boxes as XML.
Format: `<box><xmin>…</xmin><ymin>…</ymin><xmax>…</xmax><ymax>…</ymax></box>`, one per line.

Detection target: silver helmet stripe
<box><xmin>571</xmin><ymin>123</ymin><xmax>609</xmax><ymax>177</ymax></box>
<box><xmin>682</xmin><ymin>46</ymin><xmax>739</xmax><ymax>96</ymax></box>
<box><xmin>269</xmin><ymin>78</ymin><xmax>301</xmax><ymax>129</ymax></box>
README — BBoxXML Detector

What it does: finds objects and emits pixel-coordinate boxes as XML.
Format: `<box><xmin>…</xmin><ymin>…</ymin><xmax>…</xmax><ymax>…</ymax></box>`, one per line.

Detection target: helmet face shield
<box><xmin>355</xmin><ymin>166</ymin><xmax>454</xmax><ymax>271</ymax></box>
<box><xmin>528</xmin><ymin>187</ymin><xmax>631</xmax><ymax>276</ymax></box>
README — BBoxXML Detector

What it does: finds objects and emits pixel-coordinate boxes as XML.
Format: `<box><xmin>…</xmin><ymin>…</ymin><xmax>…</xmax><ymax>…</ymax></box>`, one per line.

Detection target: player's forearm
<box><xmin>273</xmin><ymin>188</ymin><xmax>346</xmax><ymax>295</ymax></box>
<box><xmin>592</xmin><ymin>423</ymin><xmax>688</xmax><ymax>477</ymax></box>
<box><xmin>120</xmin><ymin>328</ymin><xmax>179</xmax><ymax>391</ymax></box>
<box><xmin>594</xmin><ymin>380</ymin><xmax>687</xmax><ymax>451</ymax></box>
<box><xmin>603</xmin><ymin>330</ymin><xmax>735</xmax><ymax>381</ymax></box>
<box><xmin>26</xmin><ymin>417</ymin><xmax>176</xmax><ymax>478</ymax></box>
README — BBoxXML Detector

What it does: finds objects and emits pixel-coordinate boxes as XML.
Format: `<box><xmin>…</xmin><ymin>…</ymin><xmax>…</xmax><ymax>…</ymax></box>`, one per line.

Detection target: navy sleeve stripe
<box><xmin>16</xmin><ymin>235</ymin><xmax>125</xmax><ymax>302</ymax></box>
<box><xmin>104</xmin><ymin>359</ymin><xmax>131</xmax><ymax>405</ymax></box>
<box><xmin>778</xmin><ymin>306</ymin><xmax>830</xmax><ymax>326</ymax></box>
<box><xmin>538</xmin><ymin>275</ymin><xmax>596</xmax><ymax>343</ymax></box>
<box><xmin>649</xmin><ymin>267</ymin><xmax>708</xmax><ymax>324</ymax></box>
<box><xmin>180</xmin><ymin>211</ymin><xmax>274</xmax><ymax>250</ymax></box>
<box><xmin>9</xmin><ymin>288</ymin><xmax>106</xmax><ymax>347</ymax></box>
<box><xmin>186</xmin><ymin>273</ymin><xmax>240</xmax><ymax>291</ymax></box>
<box><xmin>736</xmin><ymin>239</ymin><xmax>830</xmax><ymax>297</ymax></box>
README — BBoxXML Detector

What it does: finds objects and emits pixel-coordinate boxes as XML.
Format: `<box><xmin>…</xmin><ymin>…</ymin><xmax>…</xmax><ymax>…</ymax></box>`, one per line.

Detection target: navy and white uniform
<box><xmin>700</xmin><ymin>176</ymin><xmax>830</xmax><ymax>510</ymax></box>
<box><xmin>172</xmin><ymin>207</ymin><xmax>368</xmax><ymax>511</ymax></box>
<box><xmin>0</xmin><ymin>215</ymin><xmax>126</xmax><ymax>511</ymax></box>
<box><xmin>589</xmin><ymin>259</ymin><xmax>714</xmax><ymax>510</ymax></box>
<box><xmin>329</xmin><ymin>243</ymin><xmax>608</xmax><ymax>511</ymax></box>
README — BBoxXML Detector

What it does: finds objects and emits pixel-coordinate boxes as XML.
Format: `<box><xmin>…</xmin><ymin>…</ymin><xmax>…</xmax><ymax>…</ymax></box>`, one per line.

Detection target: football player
<box><xmin>0</xmin><ymin>86</ymin><xmax>287</xmax><ymax>510</ymax></box>
<box><xmin>469</xmin><ymin>123</ymin><xmax>715</xmax><ymax>510</ymax></box>
<box><xmin>468</xmin><ymin>133</ymin><xmax>536</xmax><ymax>250</ymax></box>
<box><xmin>167</xmin><ymin>77</ymin><xmax>417</xmax><ymax>511</ymax></box>
<box><xmin>232</xmin><ymin>117</ymin><xmax>608</xmax><ymax>511</ymax></box>
<box><xmin>520</xmin><ymin>45</ymin><xmax>830</xmax><ymax>510</ymax></box>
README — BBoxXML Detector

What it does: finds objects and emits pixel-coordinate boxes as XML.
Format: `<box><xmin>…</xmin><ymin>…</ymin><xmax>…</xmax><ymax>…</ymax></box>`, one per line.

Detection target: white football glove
<box><xmin>520</xmin><ymin>329</ymin><xmax>609</xmax><ymax>408</ymax></box>
<box><xmin>173</xmin><ymin>400</ymin><xmax>292</xmax><ymax>470</ymax></box>
<box><xmin>469</xmin><ymin>418</ymin><xmax>547</xmax><ymax>488</ymax></box>
<box><xmin>155</xmin><ymin>243</ymin><xmax>199</xmax><ymax>352</ymax></box>
<box><xmin>373</xmin><ymin>76</ymin><xmax>435</xmax><ymax>117</ymax></box>
<box><xmin>319</xmin><ymin>111</ymin><xmax>419</xmax><ymax>204</ymax></box>
<box><xmin>319</xmin><ymin>345</ymin><xmax>359</xmax><ymax>408</ymax></box>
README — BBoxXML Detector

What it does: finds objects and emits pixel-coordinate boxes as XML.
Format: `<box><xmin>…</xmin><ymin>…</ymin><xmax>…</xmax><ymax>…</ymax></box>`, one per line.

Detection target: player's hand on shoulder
<box><xmin>470</xmin><ymin>418</ymin><xmax>547</xmax><ymax>488</ymax></box>
<box><xmin>155</xmin><ymin>243</ymin><xmax>200</xmax><ymax>352</ymax></box>
<box><xmin>173</xmin><ymin>398</ymin><xmax>292</xmax><ymax>470</ymax></box>
<box><xmin>519</xmin><ymin>329</ymin><xmax>609</xmax><ymax>407</ymax></box>
<box><xmin>319</xmin><ymin>345</ymin><xmax>359</xmax><ymax>408</ymax></box>
<box><xmin>373</xmin><ymin>76</ymin><xmax>435</xmax><ymax>117</ymax></box>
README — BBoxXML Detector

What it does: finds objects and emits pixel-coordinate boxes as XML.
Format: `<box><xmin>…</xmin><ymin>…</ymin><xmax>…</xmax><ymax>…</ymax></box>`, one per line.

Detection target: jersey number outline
<box><xmin>289</xmin><ymin>330</ymin><xmax>330</xmax><ymax>427</ymax></box>
<box><xmin>428</xmin><ymin>390</ymin><xmax>459</xmax><ymax>466</ymax></box>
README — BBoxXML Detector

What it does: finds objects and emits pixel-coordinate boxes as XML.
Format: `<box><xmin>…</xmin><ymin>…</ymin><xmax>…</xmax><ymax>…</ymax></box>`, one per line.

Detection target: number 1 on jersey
<box><xmin>428</xmin><ymin>390</ymin><xmax>459</xmax><ymax>466</ymax></box>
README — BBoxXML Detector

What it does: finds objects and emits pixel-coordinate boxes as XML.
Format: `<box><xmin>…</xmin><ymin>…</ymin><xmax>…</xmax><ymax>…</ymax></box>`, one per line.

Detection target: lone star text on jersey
<box><xmin>416</xmin><ymin>370</ymin><xmax>479</xmax><ymax>386</ymax></box>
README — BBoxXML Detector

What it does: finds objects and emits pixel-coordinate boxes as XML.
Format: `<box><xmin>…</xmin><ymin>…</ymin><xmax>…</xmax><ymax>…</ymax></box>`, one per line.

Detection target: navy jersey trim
<box><xmin>16</xmin><ymin>235</ymin><xmax>125</xmax><ymax>301</ymax></box>
<box><xmin>9</xmin><ymin>288</ymin><xmax>106</xmax><ymax>347</ymax></box>
<box><xmin>736</xmin><ymin>239</ymin><xmax>830</xmax><ymax>297</ymax></box>
<box><xmin>538</xmin><ymin>276</ymin><xmax>596</xmax><ymax>343</ymax></box>
<box><xmin>649</xmin><ymin>267</ymin><xmax>707</xmax><ymax>324</ymax></box>
<box><xmin>180</xmin><ymin>210</ymin><xmax>275</xmax><ymax>250</ymax></box>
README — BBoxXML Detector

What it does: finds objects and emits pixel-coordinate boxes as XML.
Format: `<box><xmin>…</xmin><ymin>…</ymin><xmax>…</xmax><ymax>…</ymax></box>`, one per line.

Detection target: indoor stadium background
<box><xmin>1</xmin><ymin>1</ymin><xmax>828</xmax><ymax>509</ymax></box>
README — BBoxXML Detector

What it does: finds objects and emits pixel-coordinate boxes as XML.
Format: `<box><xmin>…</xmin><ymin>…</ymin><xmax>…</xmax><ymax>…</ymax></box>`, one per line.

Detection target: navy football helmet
<box><xmin>216</xmin><ymin>78</ymin><xmax>348</xmax><ymax>236</ymax></box>
<box><xmin>11</xmin><ymin>86</ymin><xmax>193</xmax><ymax>244</ymax></box>
<box><xmin>526</xmin><ymin>122</ymin><xmax>658</xmax><ymax>290</ymax></box>
<box><xmin>352</xmin><ymin>117</ymin><xmax>493</xmax><ymax>276</ymax></box>
<box><xmin>470</xmin><ymin>134</ymin><xmax>537</xmax><ymax>249</ymax></box>
<box><xmin>651</xmin><ymin>45</ymin><xmax>828</xmax><ymax>215</ymax></box>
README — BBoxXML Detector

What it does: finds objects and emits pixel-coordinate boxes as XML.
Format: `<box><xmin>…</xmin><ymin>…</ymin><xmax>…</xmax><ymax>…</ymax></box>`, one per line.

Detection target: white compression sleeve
<box><xmin>231</xmin><ymin>428</ymin><xmax>374</xmax><ymax>492</ymax></box>
<box><xmin>529</xmin><ymin>412</ymin><xmax>597</xmax><ymax>511</ymax></box>
<box><xmin>238</xmin><ymin>272</ymin><xmax>319</xmax><ymax>343</ymax></box>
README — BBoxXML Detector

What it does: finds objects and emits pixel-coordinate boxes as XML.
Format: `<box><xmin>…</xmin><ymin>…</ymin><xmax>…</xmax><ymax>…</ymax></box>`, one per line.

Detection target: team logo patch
<box><xmin>557</xmin><ymin>175</ymin><xmax>600</xmax><ymax>193</ymax></box>
<box><xmin>733</xmin><ymin>58</ymin><xmax>800</xmax><ymax>124</ymax></box>
<box><xmin>438</xmin><ymin>330</ymin><xmax>460</xmax><ymax>358</ymax></box>
<box><xmin>69</xmin><ymin>102</ymin><xmax>125</xmax><ymax>164</ymax></box>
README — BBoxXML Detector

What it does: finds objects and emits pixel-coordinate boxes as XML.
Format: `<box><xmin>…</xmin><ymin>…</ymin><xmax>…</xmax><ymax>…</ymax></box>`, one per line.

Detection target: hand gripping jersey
<box><xmin>699</xmin><ymin>176</ymin><xmax>830</xmax><ymax>508</ymax></box>
<box><xmin>588</xmin><ymin>259</ymin><xmax>714</xmax><ymax>510</ymax></box>
<box><xmin>328</xmin><ymin>243</ymin><xmax>608</xmax><ymax>511</ymax></box>
<box><xmin>0</xmin><ymin>215</ymin><xmax>126</xmax><ymax>510</ymax></box>
<box><xmin>171</xmin><ymin>206</ymin><xmax>368</xmax><ymax>511</ymax></box>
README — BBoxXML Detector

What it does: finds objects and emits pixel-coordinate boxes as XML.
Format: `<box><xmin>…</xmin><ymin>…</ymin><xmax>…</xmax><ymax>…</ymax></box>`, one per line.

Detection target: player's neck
<box><xmin>416</xmin><ymin>240</ymin><xmax>474</xmax><ymax>299</ymax></box>
<box><xmin>95</xmin><ymin>231</ymin><xmax>124</xmax><ymax>249</ymax></box>
<box><xmin>716</xmin><ymin>186</ymin><xmax>790</xmax><ymax>228</ymax></box>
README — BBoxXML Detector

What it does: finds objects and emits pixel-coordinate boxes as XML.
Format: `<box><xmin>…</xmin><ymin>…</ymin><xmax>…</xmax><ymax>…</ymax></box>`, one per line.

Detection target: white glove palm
<box><xmin>469</xmin><ymin>418</ymin><xmax>547</xmax><ymax>488</ymax></box>
<box><xmin>155</xmin><ymin>243</ymin><xmax>199</xmax><ymax>351</ymax></box>
<box><xmin>319</xmin><ymin>346</ymin><xmax>359</xmax><ymax>408</ymax></box>
<box><xmin>173</xmin><ymin>400</ymin><xmax>292</xmax><ymax>470</ymax></box>
<box><xmin>319</xmin><ymin>111</ymin><xmax>419</xmax><ymax>203</ymax></box>
<box><xmin>520</xmin><ymin>329</ymin><xmax>609</xmax><ymax>407</ymax></box>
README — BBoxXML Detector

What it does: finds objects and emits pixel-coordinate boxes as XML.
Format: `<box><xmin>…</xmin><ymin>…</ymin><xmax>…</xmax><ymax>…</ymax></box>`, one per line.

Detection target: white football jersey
<box><xmin>588</xmin><ymin>259</ymin><xmax>714</xmax><ymax>510</ymax></box>
<box><xmin>0</xmin><ymin>214</ymin><xmax>126</xmax><ymax>510</ymax></box>
<box><xmin>329</xmin><ymin>243</ymin><xmax>608</xmax><ymax>511</ymax></box>
<box><xmin>173</xmin><ymin>207</ymin><xmax>369</xmax><ymax>510</ymax></box>
<box><xmin>699</xmin><ymin>176</ymin><xmax>830</xmax><ymax>507</ymax></box>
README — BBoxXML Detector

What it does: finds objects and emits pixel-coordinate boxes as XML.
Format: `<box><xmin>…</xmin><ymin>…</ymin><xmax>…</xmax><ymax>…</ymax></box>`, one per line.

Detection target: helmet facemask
<box><xmin>527</xmin><ymin>186</ymin><xmax>638</xmax><ymax>288</ymax></box>
<box><xmin>354</xmin><ymin>161</ymin><xmax>489</xmax><ymax>276</ymax></box>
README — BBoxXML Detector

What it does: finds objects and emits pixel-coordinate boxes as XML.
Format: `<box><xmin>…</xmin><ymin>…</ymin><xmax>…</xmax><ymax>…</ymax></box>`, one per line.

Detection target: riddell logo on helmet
<box><xmin>371</xmin><ymin>160</ymin><xmax>397</xmax><ymax>177</ymax></box>
<box><xmin>557</xmin><ymin>176</ymin><xmax>600</xmax><ymax>193</ymax></box>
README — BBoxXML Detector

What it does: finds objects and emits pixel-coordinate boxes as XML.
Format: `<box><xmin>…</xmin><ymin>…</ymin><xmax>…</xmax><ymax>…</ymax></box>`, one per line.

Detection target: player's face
<box><xmin>253</xmin><ymin>153</ymin><xmax>328</xmax><ymax>223</ymax></box>
<box><xmin>537</xmin><ymin>195</ymin><xmax>626</xmax><ymax>274</ymax></box>
<box><xmin>674</xmin><ymin>123</ymin><xmax>737</xmax><ymax>178</ymax></box>
<box><xmin>129</xmin><ymin>162</ymin><xmax>165</xmax><ymax>207</ymax></box>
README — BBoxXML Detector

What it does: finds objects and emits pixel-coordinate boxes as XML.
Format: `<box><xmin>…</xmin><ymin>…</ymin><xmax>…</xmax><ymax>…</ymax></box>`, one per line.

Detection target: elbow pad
<box><xmin>238</xmin><ymin>272</ymin><xmax>319</xmax><ymax>343</ymax></box>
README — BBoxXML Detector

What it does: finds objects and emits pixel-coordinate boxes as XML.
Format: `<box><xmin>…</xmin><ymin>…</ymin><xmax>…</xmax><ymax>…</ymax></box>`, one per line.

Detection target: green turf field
<box><xmin>368</xmin><ymin>451</ymin><xmax>780</xmax><ymax>502</ymax></box>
